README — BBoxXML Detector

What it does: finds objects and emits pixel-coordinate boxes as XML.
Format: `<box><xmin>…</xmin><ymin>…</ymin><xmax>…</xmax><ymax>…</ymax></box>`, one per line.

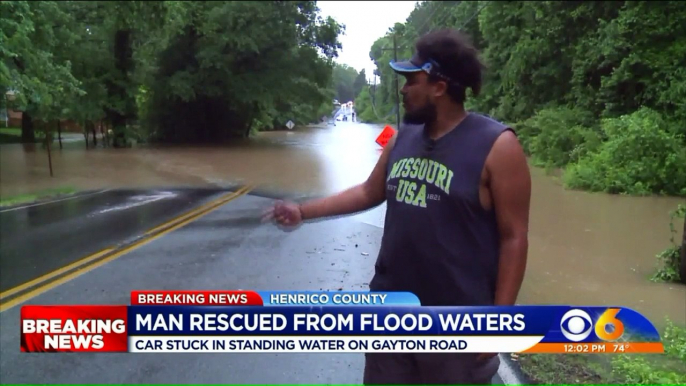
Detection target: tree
<box><xmin>332</xmin><ymin>63</ymin><xmax>359</xmax><ymax>103</ymax></box>
<box><xmin>353</xmin><ymin>69</ymin><xmax>367</xmax><ymax>99</ymax></box>
<box><xmin>144</xmin><ymin>1</ymin><xmax>343</xmax><ymax>143</ymax></box>
<box><xmin>1</xmin><ymin>1</ymin><xmax>83</xmax><ymax>144</ymax></box>
<box><xmin>681</xmin><ymin>216</ymin><xmax>685</xmax><ymax>284</ymax></box>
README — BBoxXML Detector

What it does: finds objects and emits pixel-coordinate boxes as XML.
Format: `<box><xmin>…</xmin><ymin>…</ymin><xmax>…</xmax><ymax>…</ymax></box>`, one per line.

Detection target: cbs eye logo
<box><xmin>560</xmin><ymin>308</ymin><xmax>625</xmax><ymax>342</ymax></box>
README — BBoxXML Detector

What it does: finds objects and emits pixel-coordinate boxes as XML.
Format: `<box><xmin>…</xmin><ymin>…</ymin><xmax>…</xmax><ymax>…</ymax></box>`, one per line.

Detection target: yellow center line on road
<box><xmin>0</xmin><ymin>248</ymin><xmax>115</xmax><ymax>301</ymax></box>
<box><xmin>0</xmin><ymin>184</ymin><xmax>255</xmax><ymax>313</ymax></box>
<box><xmin>0</xmin><ymin>186</ymin><xmax>251</xmax><ymax>302</ymax></box>
<box><xmin>144</xmin><ymin>185</ymin><xmax>254</xmax><ymax>236</ymax></box>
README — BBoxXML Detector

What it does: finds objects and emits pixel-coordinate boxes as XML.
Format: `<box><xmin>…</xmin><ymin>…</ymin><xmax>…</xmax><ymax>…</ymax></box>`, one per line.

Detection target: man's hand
<box><xmin>263</xmin><ymin>131</ymin><xmax>395</xmax><ymax>229</ymax></box>
<box><xmin>263</xmin><ymin>200</ymin><xmax>303</xmax><ymax>227</ymax></box>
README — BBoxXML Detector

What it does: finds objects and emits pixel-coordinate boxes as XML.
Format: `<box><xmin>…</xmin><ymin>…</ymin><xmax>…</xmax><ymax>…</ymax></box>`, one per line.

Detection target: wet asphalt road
<box><xmin>0</xmin><ymin>191</ymin><xmax>511</xmax><ymax>384</ymax></box>
<box><xmin>0</xmin><ymin>188</ymin><xmax>232</xmax><ymax>292</ymax></box>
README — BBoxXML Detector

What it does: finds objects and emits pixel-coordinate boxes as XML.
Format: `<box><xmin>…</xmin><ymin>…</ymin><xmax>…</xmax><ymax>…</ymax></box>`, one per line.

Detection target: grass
<box><xmin>0</xmin><ymin>127</ymin><xmax>22</xmax><ymax>136</ymax></box>
<box><xmin>0</xmin><ymin>127</ymin><xmax>25</xmax><ymax>144</ymax></box>
<box><xmin>0</xmin><ymin>187</ymin><xmax>79</xmax><ymax>207</ymax></box>
<box><xmin>0</xmin><ymin>127</ymin><xmax>44</xmax><ymax>144</ymax></box>
<box><xmin>518</xmin><ymin>319</ymin><xmax>686</xmax><ymax>384</ymax></box>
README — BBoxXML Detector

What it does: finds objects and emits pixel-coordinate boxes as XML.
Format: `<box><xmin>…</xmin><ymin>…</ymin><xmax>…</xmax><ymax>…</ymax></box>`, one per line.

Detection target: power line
<box><xmin>378</xmin><ymin>1</ymin><xmax>443</xmax><ymax>53</ymax></box>
<box><xmin>366</xmin><ymin>1</ymin><xmax>443</xmax><ymax>126</ymax></box>
<box><xmin>456</xmin><ymin>1</ymin><xmax>490</xmax><ymax>31</ymax></box>
<box><xmin>365</xmin><ymin>1</ymin><xmax>490</xmax><ymax>126</ymax></box>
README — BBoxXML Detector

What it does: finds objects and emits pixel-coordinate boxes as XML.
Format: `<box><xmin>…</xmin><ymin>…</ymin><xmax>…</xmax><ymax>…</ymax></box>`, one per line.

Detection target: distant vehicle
<box><xmin>336</xmin><ymin>115</ymin><xmax>343</xmax><ymax>121</ymax></box>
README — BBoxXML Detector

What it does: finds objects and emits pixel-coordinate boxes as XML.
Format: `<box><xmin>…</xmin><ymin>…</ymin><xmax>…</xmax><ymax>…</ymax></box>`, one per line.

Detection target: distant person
<box><xmin>352</xmin><ymin>112</ymin><xmax>356</xmax><ymax>121</ymax></box>
<box><xmin>265</xmin><ymin>28</ymin><xmax>531</xmax><ymax>385</ymax></box>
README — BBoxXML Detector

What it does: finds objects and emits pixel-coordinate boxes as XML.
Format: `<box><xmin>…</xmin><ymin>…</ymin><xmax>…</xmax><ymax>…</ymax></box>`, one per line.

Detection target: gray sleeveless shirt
<box><xmin>369</xmin><ymin>113</ymin><xmax>512</xmax><ymax>306</ymax></box>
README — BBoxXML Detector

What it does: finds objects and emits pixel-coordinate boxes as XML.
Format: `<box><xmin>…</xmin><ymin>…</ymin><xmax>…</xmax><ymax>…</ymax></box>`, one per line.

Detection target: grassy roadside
<box><xmin>0</xmin><ymin>128</ymin><xmax>22</xmax><ymax>136</ymax></box>
<box><xmin>0</xmin><ymin>127</ymin><xmax>45</xmax><ymax>144</ymax></box>
<box><xmin>0</xmin><ymin>187</ymin><xmax>79</xmax><ymax>207</ymax></box>
<box><xmin>518</xmin><ymin>320</ymin><xmax>686</xmax><ymax>384</ymax></box>
<box><xmin>0</xmin><ymin>127</ymin><xmax>26</xmax><ymax>144</ymax></box>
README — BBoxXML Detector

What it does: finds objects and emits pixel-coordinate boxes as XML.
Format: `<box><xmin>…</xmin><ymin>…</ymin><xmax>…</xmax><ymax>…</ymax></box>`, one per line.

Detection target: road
<box><xmin>0</xmin><ymin>188</ymin><xmax>234</xmax><ymax>292</ymax></box>
<box><xmin>0</xmin><ymin>190</ymin><xmax>371</xmax><ymax>383</ymax></box>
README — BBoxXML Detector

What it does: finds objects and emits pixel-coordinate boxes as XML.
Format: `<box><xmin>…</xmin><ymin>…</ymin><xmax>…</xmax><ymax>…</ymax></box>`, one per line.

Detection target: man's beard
<box><xmin>402</xmin><ymin>100</ymin><xmax>437</xmax><ymax>126</ymax></box>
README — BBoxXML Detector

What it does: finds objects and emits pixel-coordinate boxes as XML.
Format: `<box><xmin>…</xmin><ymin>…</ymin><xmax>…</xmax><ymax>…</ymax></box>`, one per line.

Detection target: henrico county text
<box><xmin>269</xmin><ymin>292</ymin><xmax>387</xmax><ymax>305</ymax></box>
<box><xmin>135</xmin><ymin>312</ymin><xmax>526</xmax><ymax>333</ymax></box>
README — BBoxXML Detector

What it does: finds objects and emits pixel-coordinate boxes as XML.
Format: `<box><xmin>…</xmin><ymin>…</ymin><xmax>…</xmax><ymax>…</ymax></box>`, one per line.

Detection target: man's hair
<box><xmin>415</xmin><ymin>29</ymin><xmax>485</xmax><ymax>104</ymax></box>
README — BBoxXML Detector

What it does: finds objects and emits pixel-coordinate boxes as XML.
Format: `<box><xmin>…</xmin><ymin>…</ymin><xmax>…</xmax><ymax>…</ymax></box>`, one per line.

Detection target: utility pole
<box><xmin>381</xmin><ymin>33</ymin><xmax>403</xmax><ymax>130</ymax></box>
<box><xmin>393</xmin><ymin>33</ymin><xmax>401</xmax><ymax>130</ymax></box>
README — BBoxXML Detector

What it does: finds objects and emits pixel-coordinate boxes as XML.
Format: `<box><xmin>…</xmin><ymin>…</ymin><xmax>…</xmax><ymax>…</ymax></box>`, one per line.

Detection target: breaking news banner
<box><xmin>20</xmin><ymin>290</ymin><xmax>665</xmax><ymax>354</ymax></box>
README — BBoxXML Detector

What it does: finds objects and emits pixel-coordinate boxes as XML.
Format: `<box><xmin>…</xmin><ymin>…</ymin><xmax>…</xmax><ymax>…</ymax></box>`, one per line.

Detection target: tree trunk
<box><xmin>45</xmin><ymin>130</ymin><xmax>53</xmax><ymax>177</ymax></box>
<box><xmin>106</xmin><ymin>29</ymin><xmax>133</xmax><ymax>148</ymax></box>
<box><xmin>100</xmin><ymin>121</ymin><xmax>106</xmax><ymax>147</ymax></box>
<box><xmin>57</xmin><ymin>120</ymin><xmax>63</xmax><ymax>149</ymax></box>
<box><xmin>680</xmin><ymin>216</ymin><xmax>686</xmax><ymax>285</ymax></box>
<box><xmin>21</xmin><ymin>111</ymin><xmax>36</xmax><ymax>143</ymax></box>
<box><xmin>88</xmin><ymin>121</ymin><xmax>97</xmax><ymax>147</ymax></box>
<box><xmin>83</xmin><ymin>120</ymin><xmax>89</xmax><ymax>149</ymax></box>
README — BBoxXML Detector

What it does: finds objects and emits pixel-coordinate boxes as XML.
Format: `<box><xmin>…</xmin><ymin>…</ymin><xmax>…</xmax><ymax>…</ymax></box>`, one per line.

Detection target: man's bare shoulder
<box><xmin>485</xmin><ymin>129</ymin><xmax>528</xmax><ymax>177</ymax></box>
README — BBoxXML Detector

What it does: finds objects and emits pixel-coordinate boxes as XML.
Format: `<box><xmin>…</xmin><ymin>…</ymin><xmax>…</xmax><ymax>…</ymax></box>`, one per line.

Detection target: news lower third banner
<box><xmin>20</xmin><ymin>290</ymin><xmax>665</xmax><ymax>354</ymax></box>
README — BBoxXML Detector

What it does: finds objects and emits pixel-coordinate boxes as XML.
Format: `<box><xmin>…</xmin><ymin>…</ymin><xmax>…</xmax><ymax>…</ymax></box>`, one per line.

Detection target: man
<box><xmin>264</xmin><ymin>29</ymin><xmax>531</xmax><ymax>385</ymax></box>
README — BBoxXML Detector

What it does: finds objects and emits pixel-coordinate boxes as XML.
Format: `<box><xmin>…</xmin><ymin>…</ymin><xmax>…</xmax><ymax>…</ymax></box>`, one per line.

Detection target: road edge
<box><xmin>0</xmin><ymin>189</ymin><xmax>106</xmax><ymax>212</ymax></box>
<box><xmin>498</xmin><ymin>353</ymin><xmax>532</xmax><ymax>385</ymax></box>
<box><xmin>0</xmin><ymin>185</ymin><xmax>254</xmax><ymax>312</ymax></box>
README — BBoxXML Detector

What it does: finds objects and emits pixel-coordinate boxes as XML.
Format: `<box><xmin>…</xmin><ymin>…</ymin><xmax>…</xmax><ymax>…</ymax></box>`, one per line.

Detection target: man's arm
<box><xmin>487</xmin><ymin>130</ymin><xmax>531</xmax><ymax>306</ymax></box>
<box><xmin>299</xmin><ymin>134</ymin><xmax>397</xmax><ymax>220</ymax></box>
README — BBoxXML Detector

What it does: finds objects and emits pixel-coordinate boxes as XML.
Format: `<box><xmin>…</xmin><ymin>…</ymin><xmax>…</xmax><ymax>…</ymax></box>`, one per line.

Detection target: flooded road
<box><xmin>1</xmin><ymin>121</ymin><xmax>684</xmax><ymax>327</ymax></box>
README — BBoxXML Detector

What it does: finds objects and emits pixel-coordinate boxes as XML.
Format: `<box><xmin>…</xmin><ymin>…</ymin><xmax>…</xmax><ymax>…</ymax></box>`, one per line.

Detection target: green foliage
<box><xmin>142</xmin><ymin>1</ymin><xmax>344</xmax><ymax>142</ymax></box>
<box><xmin>652</xmin><ymin>204</ymin><xmax>686</xmax><ymax>283</ymax></box>
<box><xmin>653</xmin><ymin>246</ymin><xmax>683</xmax><ymax>283</ymax></box>
<box><xmin>611</xmin><ymin>355</ymin><xmax>686</xmax><ymax>385</ymax></box>
<box><xmin>563</xmin><ymin>108</ymin><xmax>686</xmax><ymax>196</ymax></box>
<box><xmin>611</xmin><ymin>320</ymin><xmax>686</xmax><ymax>385</ymax></box>
<box><xmin>0</xmin><ymin>186</ymin><xmax>77</xmax><ymax>207</ymax></box>
<box><xmin>332</xmin><ymin>63</ymin><xmax>360</xmax><ymax>103</ymax></box>
<box><xmin>2</xmin><ymin>1</ymin><xmax>347</xmax><ymax>143</ymax></box>
<box><xmin>515</xmin><ymin>107</ymin><xmax>599</xmax><ymax>167</ymax></box>
<box><xmin>663</xmin><ymin>318</ymin><xmax>686</xmax><ymax>361</ymax></box>
<box><xmin>355</xmin><ymin>86</ymin><xmax>379</xmax><ymax>123</ymax></box>
<box><xmin>364</xmin><ymin>1</ymin><xmax>686</xmax><ymax>197</ymax></box>
<box><xmin>1</xmin><ymin>1</ymin><xmax>84</xmax><ymax>118</ymax></box>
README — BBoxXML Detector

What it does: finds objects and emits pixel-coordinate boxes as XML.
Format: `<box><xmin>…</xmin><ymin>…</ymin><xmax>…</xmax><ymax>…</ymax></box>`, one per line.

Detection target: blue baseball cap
<box><xmin>389</xmin><ymin>54</ymin><xmax>435</xmax><ymax>74</ymax></box>
<box><xmin>389</xmin><ymin>54</ymin><xmax>462</xmax><ymax>87</ymax></box>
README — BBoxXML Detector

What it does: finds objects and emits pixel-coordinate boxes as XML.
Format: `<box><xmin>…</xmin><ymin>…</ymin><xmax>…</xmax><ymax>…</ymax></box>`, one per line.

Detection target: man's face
<box><xmin>400</xmin><ymin>72</ymin><xmax>438</xmax><ymax>125</ymax></box>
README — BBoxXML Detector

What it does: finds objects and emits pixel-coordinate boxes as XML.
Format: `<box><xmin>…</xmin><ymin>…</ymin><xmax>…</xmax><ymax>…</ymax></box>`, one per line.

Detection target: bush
<box><xmin>515</xmin><ymin>106</ymin><xmax>599</xmax><ymax>167</ymax></box>
<box><xmin>611</xmin><ymin>320</ymin><xmax>686</xmax><ymax>385</ymax></box>
<box><xmin>652</xmin><ymin>204</ymin><xmax>686</xmax><ymax>283</ymax></box>
<box><xmin>564</xmin><ymin>108</ymin><xmax>686</xmax><ymax>196</ymax></box>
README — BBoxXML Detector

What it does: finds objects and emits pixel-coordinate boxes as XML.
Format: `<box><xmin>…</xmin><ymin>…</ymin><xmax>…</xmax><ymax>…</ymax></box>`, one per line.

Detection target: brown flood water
<box><xmin>1</xmin><ymin>122</ymin><xmax>684</xmax><ymax>327</ymax></box>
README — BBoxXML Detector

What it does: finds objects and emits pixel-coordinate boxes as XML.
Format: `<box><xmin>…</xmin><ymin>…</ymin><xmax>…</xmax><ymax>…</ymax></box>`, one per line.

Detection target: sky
<box><xmin>316</xmin><ymin>1</ymin><xmax>419</xmax><ymax>83</ymax></box>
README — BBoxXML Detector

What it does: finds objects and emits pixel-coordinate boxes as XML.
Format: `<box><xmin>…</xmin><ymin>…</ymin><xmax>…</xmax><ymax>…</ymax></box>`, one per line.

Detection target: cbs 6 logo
<box><xmin>560</xmin><ymin>308</ymin><xmax>625</xmax><ymax>342</ymax></box>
